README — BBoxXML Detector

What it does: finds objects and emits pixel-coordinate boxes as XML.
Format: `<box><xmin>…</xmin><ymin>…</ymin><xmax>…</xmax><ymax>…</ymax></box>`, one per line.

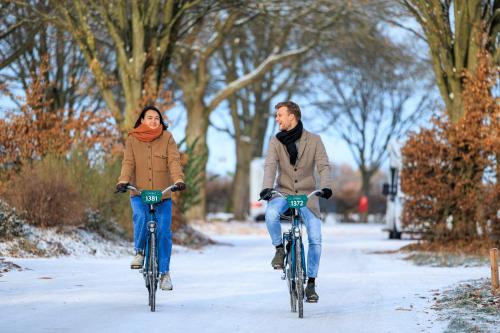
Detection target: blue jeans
<box><xmin>265</xmin><ymin>197</ymin><xmax>322</xmax><ymax>278</ymax></box>
<box><xmin>130</xmin><ymin>196</ymin><xmax>173</xmax><ymax>274</ymax></box>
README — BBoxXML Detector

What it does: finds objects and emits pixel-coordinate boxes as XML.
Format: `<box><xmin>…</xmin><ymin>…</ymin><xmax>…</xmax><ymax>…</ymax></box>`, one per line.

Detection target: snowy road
<box><xmin>0</xmin><ymin>223</ymin><xmax>489</xmax><ymax>333</ymax></box>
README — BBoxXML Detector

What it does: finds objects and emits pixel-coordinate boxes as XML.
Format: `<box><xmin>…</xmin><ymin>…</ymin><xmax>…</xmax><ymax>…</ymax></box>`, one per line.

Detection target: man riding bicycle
<box><xmin>260</xmin><ymin>101</ymin><xmax>333</xmax><ymax>303</ymax></box>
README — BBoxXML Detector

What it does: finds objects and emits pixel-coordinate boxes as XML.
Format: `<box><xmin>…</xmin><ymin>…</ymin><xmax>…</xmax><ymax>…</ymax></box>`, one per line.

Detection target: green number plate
<box><xmin>141</xmin><ymin>190</ymin><xmax>162</xmax><ymax>204</ymax></box>
<box><xmin>287</xmin><ymin>195</ymin><xmax>308</xmax><ymax>208</ymax></box>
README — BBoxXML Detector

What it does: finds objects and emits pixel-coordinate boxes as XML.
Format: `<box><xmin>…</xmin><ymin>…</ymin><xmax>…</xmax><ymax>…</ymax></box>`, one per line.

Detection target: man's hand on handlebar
<box><xmin>316</xmin><ymin>188</ymin><xmax>332</xmax><ymax>199</ymax></box>
<box><xmin>259</xmin><ymin>188</ymin><xmax>273</xmax><ymax>201</ymax></box>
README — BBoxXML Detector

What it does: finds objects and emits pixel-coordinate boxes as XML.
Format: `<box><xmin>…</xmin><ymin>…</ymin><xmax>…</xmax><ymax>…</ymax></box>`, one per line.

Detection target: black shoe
<box><xmin>271</xmin><ymin>247</ymin><xmax>285</xmax><ymax>269</ymax></box>
<box><xmin>305</xmin><ymin>281</ymin><xmax>319</xmax><ymax>303</ymax></box>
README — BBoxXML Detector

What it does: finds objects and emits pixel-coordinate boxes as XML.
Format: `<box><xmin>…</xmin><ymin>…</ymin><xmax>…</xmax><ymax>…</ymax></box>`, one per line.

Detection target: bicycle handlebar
<box><xmin>116</xmin><ymin>184</ymin><xmax>179</xmax><ymax>195</ymax></box>
<box><xmin>271</xmin><ymin>189</ymin><xmax>323</xmax><ymax>199</ymax></box>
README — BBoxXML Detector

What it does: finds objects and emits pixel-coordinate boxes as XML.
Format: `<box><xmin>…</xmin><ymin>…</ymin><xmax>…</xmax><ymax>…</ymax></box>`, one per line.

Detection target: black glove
<box><xmin>172</xmin><ymin>182</ymin><xmax>186</xmax><ymax>192</ymax></box>
<box><xmin>115</xmin><ymin>182</ymin><xmax>129</xmax><ymax>193</ymax></box>
<box><xmin>317</xmin><ymin>188</ymin><xmax>332</xmax><ymax>199</ymax></box>
<box><xmin>259</xmin><ymin>188</ymin><xmax>273</xmax><ymax>201</ymax></box>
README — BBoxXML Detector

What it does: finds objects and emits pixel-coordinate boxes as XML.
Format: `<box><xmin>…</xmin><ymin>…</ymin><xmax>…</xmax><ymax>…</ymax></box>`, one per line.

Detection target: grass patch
<box><xmin>404</xmin><ymin>252</ymin><xmax>488</xmax><ymax>267</ymax></box>
<box><xmin>398</xmin><ymin>239</ymin><xmax>495</xmax><ymax>267</ymax></box>
<box><xmin>435</xmin><ymin>279</ymin><xmax>500</xmax><ymax>333</ymax></box>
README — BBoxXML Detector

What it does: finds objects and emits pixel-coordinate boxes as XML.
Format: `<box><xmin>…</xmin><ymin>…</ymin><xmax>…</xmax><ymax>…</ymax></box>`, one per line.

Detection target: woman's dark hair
<box><xmin>134</xmin><ymin>105</ymin><xmax>168</xmax><ymax>130</ymax></box>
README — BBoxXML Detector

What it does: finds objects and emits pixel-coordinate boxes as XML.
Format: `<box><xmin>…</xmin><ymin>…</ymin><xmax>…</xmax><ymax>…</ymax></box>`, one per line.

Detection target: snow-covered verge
<box><xmin>0</xmin><ymin>198</ymin><xmax>132</xmax><ymax>259</ymax></box>
<box><xmin>0</xmin><ymin>223</ymin><xmax>132</xmax><ymax>258</ymax></box>
<box><xmin>403</xmin><ymin>252</ymin><xmax>489</xmax><ymax>268</ymax></box>
<box><xmin>0</xmin><ymin>198</ymin><xmax>215</xmax><ymax>265</ymax></box>
<box><xmin>432</xmin><ymin>278</ymin><xmax>500</xmax><ymax>332</ymax></box>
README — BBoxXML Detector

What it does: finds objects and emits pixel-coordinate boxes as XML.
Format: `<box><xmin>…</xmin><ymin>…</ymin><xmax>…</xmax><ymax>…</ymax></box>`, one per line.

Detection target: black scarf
<box><xmin>276</xmin><ymin>120</ymin><xmax>303</xmax><ymax>165</ymax></box>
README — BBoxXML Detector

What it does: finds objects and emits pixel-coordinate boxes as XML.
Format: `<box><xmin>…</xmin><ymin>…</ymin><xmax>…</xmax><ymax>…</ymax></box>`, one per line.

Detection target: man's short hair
<box><xmin>275</xmin><ymin>101</ymin><xmax>301</xmax><ymax>120</ymax></box>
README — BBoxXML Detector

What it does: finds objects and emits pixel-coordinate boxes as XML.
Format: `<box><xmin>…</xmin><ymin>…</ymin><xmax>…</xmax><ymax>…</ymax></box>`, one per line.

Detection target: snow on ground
<box><xmin>0</xmin><ymin>222</ymin><xmax>491</xmax><ymax>333</ymax></box>
<box><xmin>0</xmin><ymin>224</ymin><xmax>132</xmax><ymax>258</ymax></box>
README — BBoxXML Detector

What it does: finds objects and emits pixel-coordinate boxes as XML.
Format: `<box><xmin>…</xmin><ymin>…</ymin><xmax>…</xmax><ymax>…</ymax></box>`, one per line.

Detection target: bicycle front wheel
<box><xmin>286</xmin><ymin>242</ymin><xmax>296</xmax><ymax>312</ymax></box>
<box><xmin>295</xmin><ymin>238</ymin><xmax>304</xmax><ymax>318</ymax></box>
<box><xmin>148</xmin><ymin>232</ymin><xmax>157</xmax><ymax>312</ymax></box>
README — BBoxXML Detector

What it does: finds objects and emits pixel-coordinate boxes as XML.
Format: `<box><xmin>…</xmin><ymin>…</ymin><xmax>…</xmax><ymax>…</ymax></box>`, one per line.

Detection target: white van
<box><xmin>249</xmin><ymin>158</ymin><xmax>266</xmax><ymax>221</ymax></box>
<box><xmin>382</xmin><ymin>141</ymin><xmax>404</xmax><ymax>239</ymax></box>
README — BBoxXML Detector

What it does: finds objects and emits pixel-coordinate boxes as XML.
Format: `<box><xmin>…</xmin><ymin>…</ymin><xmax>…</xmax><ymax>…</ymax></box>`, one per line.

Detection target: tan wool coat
<box><xmin>263</xmin><ymin>129</ymin><xmax>333</xmax><ymax>217</ymax></box>
<box><xmin>118</xmin><ymin>131</ymin><xmax>184</xmax><ymax>200</ymax></box>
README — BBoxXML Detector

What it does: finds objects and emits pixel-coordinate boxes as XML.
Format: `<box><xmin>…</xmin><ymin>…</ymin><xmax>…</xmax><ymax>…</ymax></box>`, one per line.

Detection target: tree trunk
<box><xmin>184</xmin><ymin>101</ymin><xmax>209</xmax><ymax>220</ymax></box>
<box><xmin>232</xmin><ymin>140</ymin><xmax>253</xmax><ymax>220</ymax></box>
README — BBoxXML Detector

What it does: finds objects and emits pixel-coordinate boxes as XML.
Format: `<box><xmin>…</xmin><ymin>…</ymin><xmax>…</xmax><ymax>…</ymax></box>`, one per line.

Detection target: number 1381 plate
<box><xmin>141</xmin><ymin>190</ymin><xmax>162</xmax><ymax>204</ymax></box>
<box><xmin>287</xmin><ymin>195</ymin><xmax>308</xmax><ymax>208</ymax></box>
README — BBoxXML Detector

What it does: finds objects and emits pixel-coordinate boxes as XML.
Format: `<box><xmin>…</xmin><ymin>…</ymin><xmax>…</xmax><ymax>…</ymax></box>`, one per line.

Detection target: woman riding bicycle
<box><xmin>116</xmin><ymin>105</ymin><xmax>185</xmax><ymax>291</ymax></box>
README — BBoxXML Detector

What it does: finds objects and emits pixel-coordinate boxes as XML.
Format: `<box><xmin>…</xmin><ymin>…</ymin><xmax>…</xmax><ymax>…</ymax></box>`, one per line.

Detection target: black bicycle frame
<box><xmin>144</xmin><ymin>205</ymin><xmax>158</xmax><ymax>278</ymax></box>
<box><xmin>284</xmin><ymin>208</ymin><xmax>306</xmax><ymax>281</ymax></box>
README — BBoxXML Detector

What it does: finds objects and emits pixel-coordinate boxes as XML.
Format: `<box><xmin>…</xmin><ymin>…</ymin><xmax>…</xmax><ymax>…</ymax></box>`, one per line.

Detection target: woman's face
<box><xmin>141</xmin><ymin>110</ymin><xmax>161</xmax><ymax>129</ymax></box>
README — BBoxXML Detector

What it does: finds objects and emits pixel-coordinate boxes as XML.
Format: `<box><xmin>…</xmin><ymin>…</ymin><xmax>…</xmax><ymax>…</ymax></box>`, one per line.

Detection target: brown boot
<box><xmin>305</xmin><ymin>281</ymin><xmax>319</xmax><ymax>303</ymax></box>
<box><xmin>271</xmin><ymin>247</ymin><xmax>285</xmax><ymax>269</ymax></box>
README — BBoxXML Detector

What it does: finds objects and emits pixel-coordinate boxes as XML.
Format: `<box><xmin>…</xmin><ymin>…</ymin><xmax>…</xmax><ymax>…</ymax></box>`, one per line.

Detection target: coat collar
<box><xmin>297</xmin><ymin>130</ymin><xmax>309</xmax><ymax>164</ymax></box>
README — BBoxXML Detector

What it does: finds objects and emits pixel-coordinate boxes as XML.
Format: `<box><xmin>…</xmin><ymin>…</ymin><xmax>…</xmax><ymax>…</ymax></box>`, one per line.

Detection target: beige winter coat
<box><xmin>262</xmin><ymin>129</ymin><xmax>332</xmax><ymax>217</ymax></box>
<box><xmin>118</xmin><ymin>131</ymin><xmax>184</xmax><ymax>200</ymax></box>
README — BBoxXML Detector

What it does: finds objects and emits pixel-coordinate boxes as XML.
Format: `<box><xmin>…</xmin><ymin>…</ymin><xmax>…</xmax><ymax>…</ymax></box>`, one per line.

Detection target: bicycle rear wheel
<box><xmin>148</xmin><ymin>232</ymin><xmax>157</xmax><ymax>312</ymax></box>
<box><xmin>295</xmin><ymin>238</ymin><xmax>304</xmax><ymax>318</ymax></box>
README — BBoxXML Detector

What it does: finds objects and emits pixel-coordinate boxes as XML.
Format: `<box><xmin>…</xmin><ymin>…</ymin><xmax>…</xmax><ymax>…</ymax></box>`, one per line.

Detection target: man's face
<box><xmin>141</xmin><ymin>110</ymin><xmax>161</xmax><ymax>129</ymax></box>
<box><xmin>275</xmin><ymin>106</ymin><xmax>295</xmax><ymax>131</ymax></box>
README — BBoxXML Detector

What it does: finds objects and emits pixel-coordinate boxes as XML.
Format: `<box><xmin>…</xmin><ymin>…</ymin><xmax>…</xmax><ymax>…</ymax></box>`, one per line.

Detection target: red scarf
<box><xmin>129</xmin><ymin>124</ymin><xmax>162</xmax><ymax>142</ymax></box>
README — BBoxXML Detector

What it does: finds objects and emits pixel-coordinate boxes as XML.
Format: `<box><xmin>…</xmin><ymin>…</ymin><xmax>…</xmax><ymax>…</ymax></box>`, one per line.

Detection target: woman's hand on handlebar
<box><xmin>115</xmin><ymin>182</ymin><xmax>129</xmax><ymax>193</ymax></box>
<box><xmin>171</xmin><ymin>182</ymin><xmax>186</xmax><ymax>192</ymax></box>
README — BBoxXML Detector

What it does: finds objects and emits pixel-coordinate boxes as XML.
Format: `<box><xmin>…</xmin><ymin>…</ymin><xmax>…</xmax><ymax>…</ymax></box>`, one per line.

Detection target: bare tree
<box><xmin>38</xmin><ymin>0</ymin><xmax>214</xmax><ymax>132</ymax></box>
<box><xmin>212</xmin><ymin>15</ymin><xmax>312</xmax><ymax>220</ymax></box>
<box><xmin>313</xmin><ymin>22</ymin><xmax>433</xmax><ymax>221</ymax></box>
<box><xmin>173</xmin><ymin>2</ymin><xmax>342</xmax><ymax>219</ymax></box>
<box><xmin>396</xmin><ymin>0</ymin><xmax>499</xmax><ymax>123</ymax></box>
<box><xmin>0</xmin><ymin>2</ymin><xmax>102</xmax><ymax>114</ymax></box>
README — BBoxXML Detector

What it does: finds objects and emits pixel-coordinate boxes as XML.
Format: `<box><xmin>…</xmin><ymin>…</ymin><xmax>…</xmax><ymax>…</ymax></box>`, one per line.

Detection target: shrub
<box><xmin>2</xmin><ymin>154</ymin><xmax>133</xmax><ymax>238</ymax></box>
<box><xmin>206</xmin><ymin>174</ymin><xmax>232</xmax><ymax>213</ymax></box>
<box><xmin>5</xmin><ymin>157</ymin><xmax>85</xmax><ymax>228</ymax></box>
<box><xmin>0</xmin><ymin>200</ymin><xmax>25</xmax><ymax>239</ymax></box>
<box><xmin>401</xmin><ymin>52</ymin><xmax>499</xmax><ymax>243</ymax></box>
<box><xmin>84</xmin><ymin>208</ymin><xmax>126</xmax><ymax>240</ymax></box>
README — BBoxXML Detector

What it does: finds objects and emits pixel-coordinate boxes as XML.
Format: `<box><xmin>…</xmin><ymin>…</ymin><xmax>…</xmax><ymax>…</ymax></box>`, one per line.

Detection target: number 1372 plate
<box><xmin>287</xmin><ymin>195</ymin><xmax>308</xmax><ymax>208</ymax></box>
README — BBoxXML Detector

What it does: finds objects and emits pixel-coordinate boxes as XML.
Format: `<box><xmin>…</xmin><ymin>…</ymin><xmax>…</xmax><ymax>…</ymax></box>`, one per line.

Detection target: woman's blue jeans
<box><xmin>265</xmin><ymin>197</ymin><xmax>322</xmax><ymax>278</ymax></box>
<box><xmin>130</xmin><ymin>196</ymin><xmax>172</xmax><ymax>274</ymax></box>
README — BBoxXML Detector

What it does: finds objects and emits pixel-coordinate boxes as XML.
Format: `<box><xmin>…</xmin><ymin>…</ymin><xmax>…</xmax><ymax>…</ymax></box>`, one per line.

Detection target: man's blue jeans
<box><xmin>130</xmin><ymin>196</ymin><xmax>172</xmax><ymax>274</ymax></box>
<box><xmin>265</xmin><ymin>197</ymin><xmax>322</xmax><ymax>278</ymax></box>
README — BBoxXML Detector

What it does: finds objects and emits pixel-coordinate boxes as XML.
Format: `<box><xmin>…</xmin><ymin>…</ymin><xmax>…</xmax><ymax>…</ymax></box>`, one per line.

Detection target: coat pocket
<box><xmin>153</xmin><ymin>153</ymin><xmax>167</xmax><ymax>171</ymax></box>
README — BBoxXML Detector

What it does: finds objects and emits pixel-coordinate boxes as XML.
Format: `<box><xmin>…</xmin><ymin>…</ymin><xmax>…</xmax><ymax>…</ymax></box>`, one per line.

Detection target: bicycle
<box><xmin>265</xmin><ymin>189</ymin><xmax>323</xmax><ymax>319</ymax></box>
<box><xmin>117</xmin><ymin>183</ymin><xmax>178</xmax><ymax>312</ymax></box>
